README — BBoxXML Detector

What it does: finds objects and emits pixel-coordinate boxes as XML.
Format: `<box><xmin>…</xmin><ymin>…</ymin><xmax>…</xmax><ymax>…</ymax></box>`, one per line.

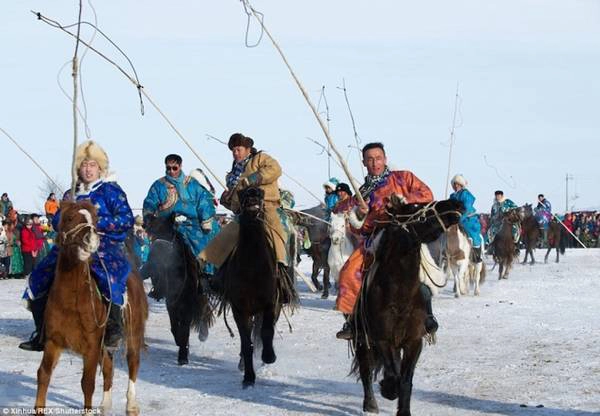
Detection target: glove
<box><xmin>201</xmin><ymin>219</ymin><xmax>213</xmax><ymax>233</ymax></box>
<box><xmin>174</xmin><ymin>215</ymin><xmax>188</xmax><ymax>224</ymax></box>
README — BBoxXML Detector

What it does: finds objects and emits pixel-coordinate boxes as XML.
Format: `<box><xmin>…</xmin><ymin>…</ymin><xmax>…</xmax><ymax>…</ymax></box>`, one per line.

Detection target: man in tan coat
<box><xmin>200</xmin><ymin>133</ymin><xmax>289</xmax><ymax>268</ymax></box>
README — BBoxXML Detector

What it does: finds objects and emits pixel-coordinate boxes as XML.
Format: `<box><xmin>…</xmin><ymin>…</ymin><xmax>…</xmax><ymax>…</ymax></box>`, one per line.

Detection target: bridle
<box><xmin>377</xmin><ymin>201</ymin><xmax>463</xmax><ymax>233</ymax></box>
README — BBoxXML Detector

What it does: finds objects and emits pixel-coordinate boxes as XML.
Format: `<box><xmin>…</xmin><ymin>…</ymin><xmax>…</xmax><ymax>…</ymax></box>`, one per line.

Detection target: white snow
<box><xmin>1</xmin><ymin>249</ymin><xmax>599</xmax><ymax>415</ymax></box>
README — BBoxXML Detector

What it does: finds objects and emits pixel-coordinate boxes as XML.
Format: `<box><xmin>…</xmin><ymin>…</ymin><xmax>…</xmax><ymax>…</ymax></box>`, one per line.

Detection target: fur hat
<box><xmin>75</xmin><ymin>140</ymin><xmax>109</xmax><ymax>174</ymax></box>
<box><xmin>451</xmin><ymin>174</ymin><xmax>467</xmax><ymax>187</ymax></box>
<box><xmin>228</xmin><ymin>133</ymin><xmax>254</xmax><ymax>150</ymax></box>
<box><xmin>335</xmin><ymin>182</ymin><xmax>352</xmax><ymax>195</ymax></box>
<box><xmin>323</xmin><ymin>177</ymin><xmax>339</xmax><ymax>191</ymax></box>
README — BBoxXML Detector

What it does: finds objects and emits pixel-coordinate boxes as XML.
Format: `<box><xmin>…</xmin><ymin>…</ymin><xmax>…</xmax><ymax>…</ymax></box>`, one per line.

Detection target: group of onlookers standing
<box><xmin>0</xmin><ymin>192</ymin><xmax>59</xmax><ymax>279</ymax></box>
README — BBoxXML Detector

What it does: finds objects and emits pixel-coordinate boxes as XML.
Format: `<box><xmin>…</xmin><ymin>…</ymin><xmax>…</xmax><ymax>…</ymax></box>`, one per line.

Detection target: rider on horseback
<box><xmin>335</xmin><ymin>142</ymin><xmax>437</xmax><ymax>340</ymax></box>
<box><xmin>449</xmin><ymin>174</ymin><xmax>483</xmax><ymax>262</ymax></box>
<box><xmin>142</xmin><ymin>154</ymin><xmax>220</xmax><ymax>298</ymax></box>
<box><xmin>488</xmin><ymin>190</ymin><xmax>519</xmax><ymax>249</ymax></box>
<box><xmin>535</xmin><ymin>194</ymin><xmax>552</xmax><ymax>245</ymax></box>
<box><xmin>199</xmin><ymin>133</ymin><xmax>293</xmax><ymax>293</ymax></box>
<box><xmin>19</xmin><ymin>141</ymin><xmax>134</xmax><ymax>351</ymax></box>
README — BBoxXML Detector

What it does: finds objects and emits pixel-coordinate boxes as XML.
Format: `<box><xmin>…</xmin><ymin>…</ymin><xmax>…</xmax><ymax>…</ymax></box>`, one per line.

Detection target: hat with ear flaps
<box><xmin>451</xmin><ymin>174</ymin><xmax>467</xmax><ymax>187</ymax></box>
<box><xmin>74</xmin><ymin>140</ymin><xmax>109</xmax><ymax>175</ymax></box>
<box><xmin>228</xmin><ymin>133</ymin><xmax>254</xmax><ymax>150</ymax></box>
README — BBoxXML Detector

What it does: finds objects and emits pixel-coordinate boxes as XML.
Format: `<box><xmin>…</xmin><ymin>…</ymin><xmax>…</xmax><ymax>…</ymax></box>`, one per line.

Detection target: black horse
<box><xmin>141</xmin><ymin>215</ymin><xmax>213</xmax><ymax>365</ymax></box>
<box><xmin>299</xmin><ymin>205</ymin><xmax>331</xmax><ymax>297</ymax></box>
<box><xmin>219</xmin><ymin>186</ymin><xmax>297</xmax><ymax>387</ymax></box>
<box><xmin>352</xmin><ymin>197</ymin><xmax>463</xmax><ymax>416</ymax></box>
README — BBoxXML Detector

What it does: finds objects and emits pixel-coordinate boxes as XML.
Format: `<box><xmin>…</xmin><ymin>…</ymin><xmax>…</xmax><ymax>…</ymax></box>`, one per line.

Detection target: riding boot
<box><xmin>420</xmin><ymin>283</ymin><xmax>439</xmax><ymax>334</ymax></box>
<box><xmin>471</xmin><ymin>246</ymin><xmax>482</xmax><ymax>263</ymax></box>
<box><xmin>335</xmin><ymin>314</ymin><xmax>354</xmax><ymax>340</ymax></box>
<box><xmin>18</xmin><ymin>296</ymin><xmax>47</xmax><ymax>351</ymax></box>
<box><xmin>104</xmin><ymin>303</ymin><xmax>124</xmax><ymax>349</ymax></box>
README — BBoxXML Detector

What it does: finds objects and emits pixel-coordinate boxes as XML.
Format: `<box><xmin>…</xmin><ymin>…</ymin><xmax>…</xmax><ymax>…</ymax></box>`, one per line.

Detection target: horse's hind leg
<box><xmin>100</xmin><ymin>350</ymin><xmax>114</xmax><ymax>412</ymax></box>
<box><xmin>233</xmin><ymin>309</ymin><xmax>255</xmax><ymax>388</ymax></box>
<box><xmin>356</xmin><ymin>342</ymin><xmax>378</xmax><ymax>413</ymax></box>
<box><xmin>544</xmin><ymin>248</ymin><xmax>551</xmax><ymax>263</ymax></box>
<box><xmin>126</xmin><ymin>347</ymin><xmax>141</xmax><ymax>415</ymax></box>
<box><xmin>81</xmin><ymin>348</ymin><xmax>100</xmax><ymax>410</ymax></box>
<box><xmin>260</xmin><ymin>307</ymin><xmax>277</xmax><ymax>364</ymax></box>
<box><xmin>555</xmin><ymin>248</ymin><xmax>560</xmax><ymax>263</ymax></box>
<box><xmin>35</xmin><ymin>341</ymin><xmax>62</xmax><ymax>411</ymax></box>
<box><xmin>397</xmin><ymin>339</ymin><xmax>423</xmax><ymax>416</ymax></box>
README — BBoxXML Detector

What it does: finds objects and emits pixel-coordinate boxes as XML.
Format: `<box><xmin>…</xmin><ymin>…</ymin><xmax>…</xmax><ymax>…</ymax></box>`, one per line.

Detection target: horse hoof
<box><xmin>238</xmin><ymin>357</ymin><xmax>245</xmax><ymax>372</ymax></box>
<box><xmin>363</xmin><ymin>398</ymin><xmax>379</xmax><ymax>413</ymax></box>
<box><xmin>321</xmin><ymin>292</ymin><xmax>329</xmax><ymax>299</ymax></box>
<box><xmin>242</xmin><ymin>379</ymin><xmax>255</xmax><ymax>389</ymax></box>
<box><xmin>379</xmin><ymin>378</ymin><xmax>398</xmax><ymax>400</ymax></box>
<box><xmin>178</xmin><ymin>357</ymin><xmax>188</xmax><ymax>366</ymax></box>
<box><xmin>262</xmin><ymin>349</ymin><xmax>277</xmax><ymax>364</ymax></box>
<box><xmin>474</xmin><ymin>289</ymin><xmax>480</xmax><ymax>296</ymax></box>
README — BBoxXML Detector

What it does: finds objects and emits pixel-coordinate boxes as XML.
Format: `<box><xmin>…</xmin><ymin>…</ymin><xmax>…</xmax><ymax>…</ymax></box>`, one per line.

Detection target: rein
<box><xmin>377</xmin><ymin>201</ymin><xmax>462</xmax><ymax>232</ymax></box>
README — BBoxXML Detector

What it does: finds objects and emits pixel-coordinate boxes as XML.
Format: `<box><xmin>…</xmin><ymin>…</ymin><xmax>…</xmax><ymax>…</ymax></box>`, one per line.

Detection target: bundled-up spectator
<box><xmin>20</xmin><ymin>218</ymin><xmax>38</xmax><ymax>277</ymax></box>
<box><xmin>0</xmin><ymin>221</ymin><xmax>9</xmax><ymax>278</ymax></box>
<box><xmin>44</xmin><ymin>193</ymin><xmax>59</xmax><ymax>222</ymax></box>
<box><xmin>7</xmin><ymin>221</ymin><xmax>23</xmax><ymax>276</ymax></box>
<box><xmin>0</xmin><ymin>193</ymin><xmax>13</xmax><ymax>217</ymax></box>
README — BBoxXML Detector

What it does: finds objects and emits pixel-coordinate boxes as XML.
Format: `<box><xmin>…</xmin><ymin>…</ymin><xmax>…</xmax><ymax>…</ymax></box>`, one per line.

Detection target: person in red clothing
<box><xmin>20</xmin><ymin>217</ymin><xmax>38</xmax><ymax>277</ymax></box>
<box><xmin>563</xmin><ymin>213</ymin><xmax>575</xmax><ymax>248</ymax></box>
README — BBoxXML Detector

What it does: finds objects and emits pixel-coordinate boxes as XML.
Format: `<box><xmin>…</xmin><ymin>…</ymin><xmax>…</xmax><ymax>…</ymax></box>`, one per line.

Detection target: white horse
<box><xmin>327</xmin><ymin>212</ymin><xmax>354</xmax><ymax>286</ymax></box>
<box><xmin>445</xmin><ymin>225</ymin><xmax>485</xmax><ymax>297</ymax></box>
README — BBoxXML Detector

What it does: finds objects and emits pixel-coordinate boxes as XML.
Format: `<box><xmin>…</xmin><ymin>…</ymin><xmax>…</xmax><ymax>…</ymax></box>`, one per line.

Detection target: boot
<box><xmin>104</xmin><ymin>303</ymin><xmax>123</xmax><ymax>349</ymax></box>
<box><xmin>420</xmin><ymin>283</ymin><xmax>438</xmax><ymax>334</ymax></box>
<box><xmin>335</xmin><ymin>314</ymin><xmax>353</xmax><ymax>340</ymax></box>
<box><xmin>18</xmin><ymin>296</ymin><xmax>47</xmax><ymax>351</ymax></box>
<box><xmin>471</xmin><ymin>246</ymin><xmax>482</xmax><ymax>263</ymax></box>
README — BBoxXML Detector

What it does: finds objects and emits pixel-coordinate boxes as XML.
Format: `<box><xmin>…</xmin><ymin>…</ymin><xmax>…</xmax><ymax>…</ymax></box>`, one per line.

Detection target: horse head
<box><xmin>385</xmin><ymin>196</ymin><xmax>464</xmax><ymax>244</ymax></box>
<box><xmin>144</xmin><ymin>213</ymin><xmax>177</xmax><ymax>242</ymax></box>
<box><xmin>520</xmin><ymin>203</ymin><xmax>533</xmax><ymax>219</ymax></box>
<box><xmin>329</xmin><ymin>212</ymin><xmax>347</xmax><ymax>245</ymax></box>
<box><xmin>56</xmin><ymin>200</ymin><xmax>99</xmax><ymax>262</ymax></box>
<box><xmin>238</xmin><ymin>186</ymin><xmax>265</xmax><ymax>219</ymax></box>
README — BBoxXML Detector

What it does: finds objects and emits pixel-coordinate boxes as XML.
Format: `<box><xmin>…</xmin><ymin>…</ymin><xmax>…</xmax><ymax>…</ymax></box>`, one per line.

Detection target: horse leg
<box><xmin>260</xmin><ymin>307</ymin><xmax>277</xmax><ymax>364</ymax></box>
<box><xmin>169</xmin><ymin>308</ymin><xmax>189</xmax><ymax>365</ymax></box>
<box><xmin>356</xmin><ymin>342</ymin><xmax>378</xmax><ymax>413</ymax></box>
<box><xmin>322</xmin><ymin>264</ymin><xmax>331</xmax><ymax>299</ymax></box>
<box><xmin>555</xmin><ymin>247</ymin><xmax>560</xmax><ymax>263</ymax></box>
<box><xmin>530</xmin><ymin>248</ymin><xmax>536</xmax><ymax>265</ymax></box>
<box><xmin>378</xmin><ymin>342</ymin><xmax>400</xmax><ymax>401</ymax></box>
<box><xmin>452</xmin><ymin>266</ymin><xmax>460</xmax><ymax>298</ymax></box>
<box><xmin>35</xmin><ymin>341</ymin><xmax>62</xmax><ymax>411</ymax></box>
<box><xmin>544</xmin><ymin>247</ymin><xmax>551</xmax><ymax>263</ymax></box>
<box><xmin>126</xmin><ymin>343</ymin><xmax>141</xmax><ymax>415</ymax></box>
<box><xmin>81</xmin><ymin>348</ymin><xmax>100</xmax><ymax>410</ymax></box>
<box><xmin>396</xmin><ymin>339</ymin><xmax>423</xmax><ymax>416</ymax></box>
<box><xmin>233</xmin><ymin>308</ymin><xmax>255</xmax><ymax>388</ymax></box>
<box><xmin>100</xmin><ymin>350</ymin><xmax>114</xmax><ymax>412</ymax></box>
<box><xmin>473</xmin><ymin>262</ymin><xmax>482</xmax><ymax>296</ymax></box>
<box><xmin>498</xmin><ymin>262</ymin><xmax>504</xmax><ymax>280</ymax></box>
<box><xmin>310</xmin><ymin>252</ymin><xmax>323</xmax><ymax>291</ymax></box>
<box><xmin>459</xmin><ymin>261</ymin><xmax>469</xmax><ymax>295</ymax></box>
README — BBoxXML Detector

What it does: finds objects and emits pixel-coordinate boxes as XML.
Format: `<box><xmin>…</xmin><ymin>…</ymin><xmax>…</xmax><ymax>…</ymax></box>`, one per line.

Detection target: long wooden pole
<box><xmin>444</xmin><ymin>82</ymin><xmax>459</xmax><ymax>199</ymax></box>
<box><xmin>243</xmin><ymin>1</ymin><xmax>366</xmax><ymax>208</ymax></box>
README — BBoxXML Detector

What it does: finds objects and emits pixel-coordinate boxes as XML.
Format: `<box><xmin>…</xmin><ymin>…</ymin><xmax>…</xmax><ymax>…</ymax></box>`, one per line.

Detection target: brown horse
<box><xmin>491</xmin><ymin>209</ymin><xmax>521</xmax><ymax>279</ymax></box>
<box><xmin>35</xmin><ymin>200</ymin><xmax>148</xmax><ymax>414</ymax></box>
<box><xmin>544</xmin><ymin>220</ymin><xmax>566</xmax><ymax>263</ymax></box>
<box><xmin>352</xmin><ymin>197</ymin><xmax>463</xmax><ymax>416</ymax></box>
<box><xmin>520</xmin><ymin>204</ymin><xmax>540</xmax><ymax>265</ymax></box>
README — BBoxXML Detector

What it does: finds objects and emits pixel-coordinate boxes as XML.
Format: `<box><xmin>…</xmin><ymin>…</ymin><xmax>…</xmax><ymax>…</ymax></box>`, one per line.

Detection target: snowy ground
<box><xmin>1</xmin><ymin>249</ymin><xmax>599</xmax><ymax>415</ymax></box>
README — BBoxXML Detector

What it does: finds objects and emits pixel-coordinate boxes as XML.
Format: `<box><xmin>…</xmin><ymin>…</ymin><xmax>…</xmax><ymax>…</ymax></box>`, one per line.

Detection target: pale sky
<box><xmin>1</xmin><ymin>0</ymin><xmax>599</xmax><ymax>214</ymax></box>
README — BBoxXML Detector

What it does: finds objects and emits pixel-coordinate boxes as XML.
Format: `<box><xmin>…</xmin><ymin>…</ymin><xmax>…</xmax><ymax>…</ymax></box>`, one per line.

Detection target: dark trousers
<box><xmin>22</xmin><ymin>252</ymin><xmax>35</xmax><ymax>276</ymax></box>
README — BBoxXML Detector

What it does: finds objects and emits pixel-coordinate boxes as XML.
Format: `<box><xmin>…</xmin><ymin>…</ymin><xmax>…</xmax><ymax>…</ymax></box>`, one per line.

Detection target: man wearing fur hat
<box><xmin>200</xmin><ymin>133</ymin><xmax>292</xmax><ymax>278</ymax></box>
<box><xmin>335</xmin><ymin>142</ymin><xmax>436</xmax><ymax>340</ymax></box>
<box><xmin>488</xmin><ymin>190</ymin><xmax>519</xmax><ymax>244</ymax></box>
<box><xmin>19</xmin><ymin>140</ymin><xmax>134</xmax><ymax>351</ymax></box>
<box><xmin>143</xmin><ymin>154</ymin><xmax>220</xmax><ymax>273</ymax></box>
<box><xmin>449</xmin><ymin>174</ymin><xmax>482</xmax><ymax>262</ymax></box>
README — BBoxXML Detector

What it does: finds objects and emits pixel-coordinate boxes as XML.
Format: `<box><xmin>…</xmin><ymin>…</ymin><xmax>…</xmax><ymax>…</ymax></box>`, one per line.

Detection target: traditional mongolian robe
<box><xmin>488</xmin><ymin>198</ymin><xmax>519</xmax><ymax>242</ymax></box>
<box><xmin>24</xmin><ymin>179</ymin><xmax>134</xmax><ymax>306</ymax></box>
<box><xmin>201</xmin><ymin>151</ymin><xmax>290</xmax><ymax>266</ymax></box>
<box><xmin>450</xmin><ymin>188</ymin><xmax>482</xmax><ymax>247</ymax></box>
<box><xmin>335</xmin><ymin>169</ymin><xmax>434</xmax><ymax>314</ymax></box>
<box><xmin>535</xmin><ymin>199</ymin><xmax>552</xmax><ymax>229</ymax></box>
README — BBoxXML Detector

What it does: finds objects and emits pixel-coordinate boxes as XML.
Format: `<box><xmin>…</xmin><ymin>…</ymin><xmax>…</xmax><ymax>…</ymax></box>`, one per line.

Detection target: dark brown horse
<box><xmin>35</xmin><ymin>200</ymin><xmax>148</xmax><ymax>414</ymax></box>
<box><xmin>352</xmin><ymin>197</ymin><xmax>463</xmax><ymax>416</ymax></box>
<box><xmin>300</xmin><ymin>205</ymin><xmax>331</xmax><ymax>296</ymax></box>
<box><xmin>141</xmin><ymin>214</ymin><xmax>214</xmax><ymax>365</ymax></box>
<box><xmin>545</xmin><ymin>220</ymin><xmax>566</xmax><ymax>263</ymax></box>
<box><xmin>520</xmin><ymin>204</ymin><xmax>540</xmax><ymax>265</ymax></box>
<box><xmin>491</xmin><ymin>209</ymin><xmax>521</xmax><ymax>279</ymax></box>
<box><xmin>220</xmin><ymin>186</ymin><xmax>297</xmax><ymax>387</ymax></box>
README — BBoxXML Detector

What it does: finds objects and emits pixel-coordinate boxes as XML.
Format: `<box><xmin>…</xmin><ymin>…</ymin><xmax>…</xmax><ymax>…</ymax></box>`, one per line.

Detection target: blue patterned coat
<box><xmin>25</xmin><ymin>180</ymin><xmax>134</xmax><ymax>306</ymax></box>
<box><xmin>450</xmin><ymin>188</ymin><xmax>482</xmax><ymax>247</ymax></box>
<box><xmin>143</xmin><ymin>173</ymin><xmax>219</xmax><ymax>268</ymax></box>
<box><xmin>534</xmin><ymin>199</ymin><xmax>552</xmax><ymax>229</ymax></box>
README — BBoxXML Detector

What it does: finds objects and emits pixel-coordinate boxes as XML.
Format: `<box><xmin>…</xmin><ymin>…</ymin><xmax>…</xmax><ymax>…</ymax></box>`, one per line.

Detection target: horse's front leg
<box><xmin>356</xmin><ymin>341</ymin><xmax>378</xmax><ymax>413</ymax></box>
<box><xmin>100</xmin><ymin>350</ymin><xmax>114</xmax><ymax>412</ymax></box>
<box><xmin>232</xmin><ymin>308</ymin><xmax>255</xmax><ymax>388</ymax></box>
<box><xmin>35</xmin><ymin>341</ymin><xmax>62</xmax><ymax>412</ymax></box>
<box><xmin>168</xmin><ymin>306</ymin><xmax>190</xmax><ymax>365</ymax></box>
<box><xmin>260</xmin><ymin>306</ymin><xmax>277</xmax><ymax>364</ymax></box>
<box><xmin>544</xmin><ymin>247</ymin><xmax>551</xmax><ymax>263</ymax></box>
<box><xmin>397</xmin><ymin>339</ymin><xmax>423</xmax><ymax>416</ymax></box>
<box><xmin>555</xmin><ymin>248</ymin><xmax>560</xmax><ymax>263</ymax></box>
<box><xmin>378</xmin><ymin>342</ymin><xmax>400</xmax><ymax>401</ymax></box>
<box><xmin>81</xmin><ymin>346</ymin><xmax>100</xmax><ymax>410</ymax></box>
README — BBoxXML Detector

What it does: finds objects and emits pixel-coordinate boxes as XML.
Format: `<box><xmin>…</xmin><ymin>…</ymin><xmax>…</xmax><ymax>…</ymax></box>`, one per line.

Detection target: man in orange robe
<box><xmin>335</xmin><ymin>142</ymin><xmax>435</xmax><ymax>339</ymax></box>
